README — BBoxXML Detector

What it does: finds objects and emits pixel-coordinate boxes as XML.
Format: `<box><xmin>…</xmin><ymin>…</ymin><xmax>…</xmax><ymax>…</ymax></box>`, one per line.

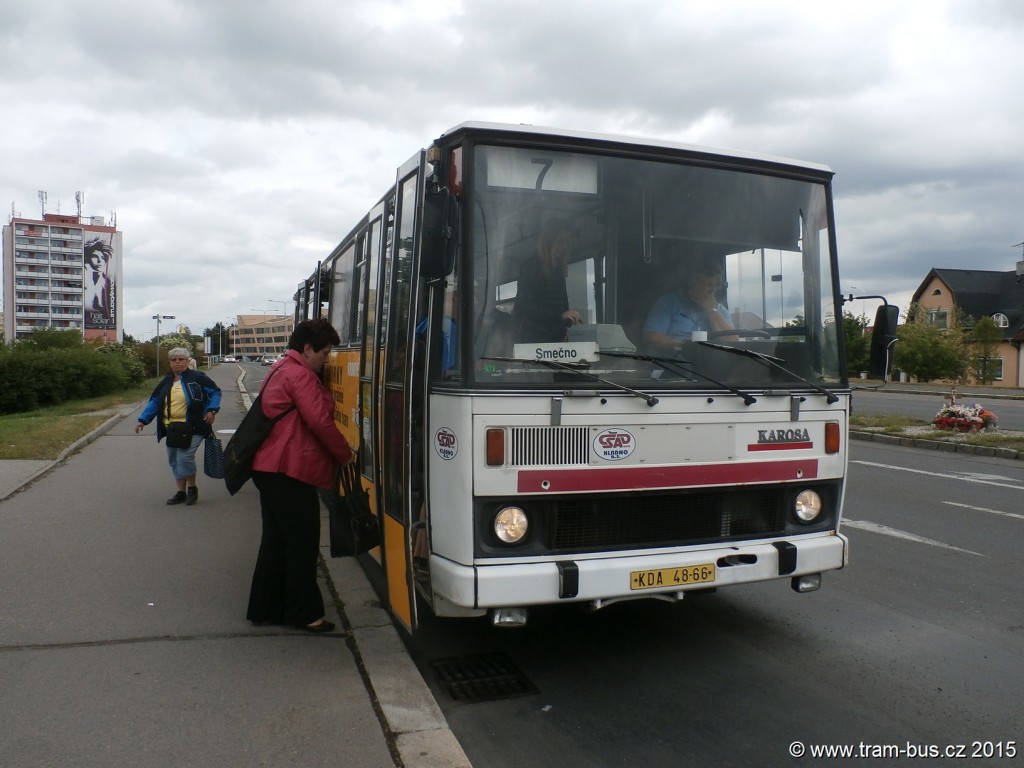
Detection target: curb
<box><xmin>849</xmin><ymin>429</ymin><xmax>1022</xmax><ymax>460</ymax></box>
<box><xmin>322</xmin><ymin>556</ymin><xmax>472</xmax><ymax>768</ymax></box>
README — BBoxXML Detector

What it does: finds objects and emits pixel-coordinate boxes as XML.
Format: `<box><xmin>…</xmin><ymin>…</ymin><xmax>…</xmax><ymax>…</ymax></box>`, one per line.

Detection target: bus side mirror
<box><xmin>421</xmin><ymin>188</ymin><xmax>456</xmax><ymax>279</ymax></box>
<box><xmin>868</xmin><ymin>304</ymin><xmax>899</xmax><ymax>379</ymax></box>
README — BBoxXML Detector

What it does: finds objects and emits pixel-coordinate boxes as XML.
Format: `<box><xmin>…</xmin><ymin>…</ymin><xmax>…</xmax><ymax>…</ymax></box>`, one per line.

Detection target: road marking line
<box><xmin>852</xmin><ymin>460</ymin><xmax>1024</xmax><ymax>490</ymax></box>
<box><xmin>843</xmin><ymin>519</ymin><xmax>985</xmax><ymax>556</ymax></box>
<box><xmin>943</xmin><ymin>501</ymin><xmax>1024</xmax><ymax>522</ymax></box>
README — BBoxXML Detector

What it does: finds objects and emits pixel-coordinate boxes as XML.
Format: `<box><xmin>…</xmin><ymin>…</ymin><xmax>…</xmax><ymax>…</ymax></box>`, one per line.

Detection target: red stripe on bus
<box><xmin>747</xmin><ymin>442</ymin><xmax>814</xmax><ymax>451</ymax></box>
<box><xmin>516</xmin><ymin>460</ymin><xmax>819</xmax><ymax>493</ymax></box>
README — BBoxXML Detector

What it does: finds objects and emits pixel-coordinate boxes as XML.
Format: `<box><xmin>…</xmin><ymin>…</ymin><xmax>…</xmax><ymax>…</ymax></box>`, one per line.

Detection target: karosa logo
<box><xmin>757</xmin><ymin>427</ymin><xmax>810</xmax><ymax>443</ymax></box>
<box><xmin>593</xmin><ymin>428</ymin><xmax>636</xmax><ymax>461</ymax></box>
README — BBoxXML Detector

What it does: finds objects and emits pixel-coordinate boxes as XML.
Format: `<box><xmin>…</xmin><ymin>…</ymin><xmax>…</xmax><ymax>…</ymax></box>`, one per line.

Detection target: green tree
<box><xmin>841</xmin><ymin>312</ymin><xmax>869</xmax><ymax>374</ymax></box>
<box><xmin>136</xmin><ymin>334</ymin><xmax>194</xmax><ymax>377</ymax></box>
<box><xmin>895</xmin><ymin>303</ymin><xmax>966</xmax><ymax>383</ymax></box>
<box><xmin>24</xmin><ymin>328</ymin><xmax>83</xmax><ymax>349</ymax></box>
<box><xmin>94</xmin><ymin>342</ymin><xmax>147</xmax><ymax>386</ymax></box>
<box><xmin>205</xmin><ymin>323</ymin><xmax>231</xmax><ymax>357</ymax></box>
<box><xmin>158</xmin><ymin>333</ymin><xmax>193</xmax><ymax>354</ymax></box>
<box><xmin>969</xmin><ymin>316</ymin><xmax>1003</xmax><ymax>385</ymax></box>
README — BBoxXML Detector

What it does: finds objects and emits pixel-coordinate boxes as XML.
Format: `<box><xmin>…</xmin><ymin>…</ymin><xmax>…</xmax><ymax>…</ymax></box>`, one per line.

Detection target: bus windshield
<box><xmin>469</xmin><ymin>144</ymin><xmax>843</xmax><ymax>392</ymax></box>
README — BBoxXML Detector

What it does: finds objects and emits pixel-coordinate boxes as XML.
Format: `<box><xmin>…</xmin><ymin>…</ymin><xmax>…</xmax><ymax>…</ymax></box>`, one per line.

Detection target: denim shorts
<box><xmin>166</xmin><ymin>433</ymin><xmax>204</xmax><ymax>480</ymax></box>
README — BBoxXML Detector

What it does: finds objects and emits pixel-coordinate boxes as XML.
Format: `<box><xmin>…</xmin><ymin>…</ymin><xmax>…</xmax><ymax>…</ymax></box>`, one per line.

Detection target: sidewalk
<box><xmin>0</xmin><ymin>364</ymin><xmax>470</xmax><ymax>768</ymax></box>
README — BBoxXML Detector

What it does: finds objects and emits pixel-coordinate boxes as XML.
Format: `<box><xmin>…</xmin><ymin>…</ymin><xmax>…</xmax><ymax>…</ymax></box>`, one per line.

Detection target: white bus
<box><xmin>303</xmin><ymin>122</ymin><xmax>896</xmax><ymax>632</ymax></box>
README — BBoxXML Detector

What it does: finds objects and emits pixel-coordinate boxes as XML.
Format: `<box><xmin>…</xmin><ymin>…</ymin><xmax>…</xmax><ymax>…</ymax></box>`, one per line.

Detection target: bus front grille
<box><xmin>476</xmin><ymin>484</ymin><xmax>838</xmax><ymax>557</ymax></box>
<box><xmin>549</xmin><ymin>488</ymin><xmax>787</xmax><ymax>551</ymax></box>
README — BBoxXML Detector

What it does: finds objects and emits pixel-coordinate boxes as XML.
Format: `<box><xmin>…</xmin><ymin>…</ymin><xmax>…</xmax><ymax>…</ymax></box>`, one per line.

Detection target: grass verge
<box><xmin>849</xmin><ymin>414</ymin><xmax>927</xmax><ymax>432</ymax></box>
<box><xmin>0</xmin><ymin>380</ymin><xmax>156</xmax><ymax>460</ymax></box>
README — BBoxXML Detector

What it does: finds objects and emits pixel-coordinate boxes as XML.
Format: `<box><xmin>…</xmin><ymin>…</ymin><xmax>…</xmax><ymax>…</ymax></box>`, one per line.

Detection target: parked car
<box><xmin>260</xmin><ymin>355</ymin><xmax>280</xmax><ymax>366</ymax></box>
<box><xmin>222</xmin><ymin>356</ymin><xmax>237</xmax><ymax>363</ymax></box>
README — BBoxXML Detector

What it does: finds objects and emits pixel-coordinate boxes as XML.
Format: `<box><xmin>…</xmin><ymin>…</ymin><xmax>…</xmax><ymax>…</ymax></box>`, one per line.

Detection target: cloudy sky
<box><xmin>3</xmin><ymin>0</ymin><xmax>1023</xmax><ymax>342</ymax></box>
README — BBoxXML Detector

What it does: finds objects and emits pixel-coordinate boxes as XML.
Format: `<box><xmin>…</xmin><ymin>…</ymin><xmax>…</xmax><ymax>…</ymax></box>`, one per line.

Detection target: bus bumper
<box><xmin>430</xmin><ymin>533</ymin><xmax>848</xmax><ymax>612</ymax></box>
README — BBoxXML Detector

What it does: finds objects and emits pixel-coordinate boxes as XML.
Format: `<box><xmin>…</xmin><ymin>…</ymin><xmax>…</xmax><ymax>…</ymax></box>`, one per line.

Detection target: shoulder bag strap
<box><xmin>259</xmin><ymin>361</ymin><xmax>297</xmax><ymax>420</ymax></box>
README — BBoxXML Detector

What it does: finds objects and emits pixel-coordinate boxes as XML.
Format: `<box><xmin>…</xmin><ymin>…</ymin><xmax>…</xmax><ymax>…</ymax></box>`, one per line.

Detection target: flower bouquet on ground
<box><xmin>932</xmin><ymin>402</ymin><xmax>998</xmax><ymax>433</ymax></box>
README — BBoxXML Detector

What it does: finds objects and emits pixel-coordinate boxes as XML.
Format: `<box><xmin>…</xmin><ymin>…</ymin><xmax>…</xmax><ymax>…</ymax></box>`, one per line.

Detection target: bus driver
<box><xmin>643</xmin><ymin>255</ymin><xmax>736</xmax><ymax>351</ymax></box>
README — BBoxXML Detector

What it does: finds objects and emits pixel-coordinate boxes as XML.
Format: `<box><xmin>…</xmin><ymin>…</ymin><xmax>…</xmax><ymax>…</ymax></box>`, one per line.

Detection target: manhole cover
<box><xmin>430</xmin><ymin>652</ymin><xmax>539</xmax><ymax>702</ymax></box>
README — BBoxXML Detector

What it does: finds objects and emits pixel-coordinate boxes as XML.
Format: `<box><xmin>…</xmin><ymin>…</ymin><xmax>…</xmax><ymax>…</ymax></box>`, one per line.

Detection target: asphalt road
<box><xmin>401</xmin><ymin>439</ymin><xmax>1024</xmax><ymax>767</ymax></box>
<box><xmin>853</xmin><ymin>386</ymin><xmax>1024</xmax><ymax>430</ymax></box>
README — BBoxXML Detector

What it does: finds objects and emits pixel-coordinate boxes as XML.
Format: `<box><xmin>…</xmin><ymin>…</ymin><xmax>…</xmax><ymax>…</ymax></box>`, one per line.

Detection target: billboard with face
<box><xmin>83</xmin><ymin>233</ymin><xmax>117</xmax><ymax>334</ymax></box>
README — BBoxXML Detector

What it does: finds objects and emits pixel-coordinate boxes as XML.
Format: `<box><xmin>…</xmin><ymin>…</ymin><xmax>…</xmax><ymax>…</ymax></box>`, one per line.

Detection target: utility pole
<box><xmin>152</xmin><ymin>314</ymin><xmax>176</xmax><ymax>377</ymax></box>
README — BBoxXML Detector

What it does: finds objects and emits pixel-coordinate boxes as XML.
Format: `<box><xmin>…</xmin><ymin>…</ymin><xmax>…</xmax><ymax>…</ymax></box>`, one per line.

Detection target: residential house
<box><xmin>910</xmin><ymin>267</ymin><xmax>1024</xmax><ymax>387</ymax></box>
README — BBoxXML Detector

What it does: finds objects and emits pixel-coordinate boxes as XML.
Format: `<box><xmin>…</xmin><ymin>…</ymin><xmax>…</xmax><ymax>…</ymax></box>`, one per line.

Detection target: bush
<box><xmin>0</xmin><ymin>342</ymin><xmax>135</xmax><ymax>415</ymax></box>
<box><xmin>95</xmin><ymin>343</ymin><xmax>147</xmax><ymax>386</ymax></box>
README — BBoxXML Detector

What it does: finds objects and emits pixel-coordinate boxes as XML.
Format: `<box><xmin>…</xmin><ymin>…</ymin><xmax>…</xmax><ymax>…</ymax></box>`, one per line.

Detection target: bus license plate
<box><xmin>630</xmin><ymin>564</ymin><xmax>716</xmax><ymax>590</ymax></box>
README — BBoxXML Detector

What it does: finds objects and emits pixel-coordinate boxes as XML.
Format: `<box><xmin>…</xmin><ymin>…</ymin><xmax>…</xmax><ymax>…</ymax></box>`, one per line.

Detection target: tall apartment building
<box><xmin>3</xmin><ymin>212</ymin><xmax>123</xmax><ymax>343</ymax></box>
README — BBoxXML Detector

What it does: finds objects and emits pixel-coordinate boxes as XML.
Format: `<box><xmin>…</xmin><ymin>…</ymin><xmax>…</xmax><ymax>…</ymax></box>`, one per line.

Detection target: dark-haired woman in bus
<box><xmin>512</xmin><ymin>218</ymin><xmax>584</xmax><ymax>343</ymax></box>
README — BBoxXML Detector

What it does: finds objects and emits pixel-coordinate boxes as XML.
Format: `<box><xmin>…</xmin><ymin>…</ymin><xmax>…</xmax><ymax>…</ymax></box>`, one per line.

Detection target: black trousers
<box><xmin>246</xmin><ymin>471</ymin><xmax>324</xmax><ymax>626</ymax></box>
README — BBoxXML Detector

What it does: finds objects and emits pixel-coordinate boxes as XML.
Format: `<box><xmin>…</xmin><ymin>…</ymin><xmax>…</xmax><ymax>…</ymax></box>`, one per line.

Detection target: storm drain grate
<box><xmin>430</xmin><ymin>652</ymin><xmax>539</xmax><ymax>702</ymax></box>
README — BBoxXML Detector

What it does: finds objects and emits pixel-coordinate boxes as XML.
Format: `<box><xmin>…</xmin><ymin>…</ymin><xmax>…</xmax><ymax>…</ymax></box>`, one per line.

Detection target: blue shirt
<box><xmin>644</xmin><ymin>293</ymin><xmax>731</xmax><ymax>340</ymax></box>
<box><xmin>415</xmin><ymin>316</ymin><xmax>457</xmax><ymax>371</ymax></box>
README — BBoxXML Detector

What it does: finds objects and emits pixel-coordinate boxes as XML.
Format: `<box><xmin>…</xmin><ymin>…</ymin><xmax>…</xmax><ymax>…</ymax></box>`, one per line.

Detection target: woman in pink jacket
<box><xmin>246</xmin><ymin>319</ymin><xmax>355</xmax><ymax>633</ymax></box>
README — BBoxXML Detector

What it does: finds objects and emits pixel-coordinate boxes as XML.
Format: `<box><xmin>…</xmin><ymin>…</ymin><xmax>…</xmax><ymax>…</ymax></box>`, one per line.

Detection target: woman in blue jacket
<box><xmin>135</xmin><ymin>347</ymin><xmax>222</xmax><ymax>505</ymax></box>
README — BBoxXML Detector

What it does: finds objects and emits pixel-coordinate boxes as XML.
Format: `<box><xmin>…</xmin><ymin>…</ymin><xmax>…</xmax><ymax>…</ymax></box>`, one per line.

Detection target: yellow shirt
<box><xmin>167</xmin><ymin>381</ymin><xmax>188</xmax><ymax>422</ymax></box>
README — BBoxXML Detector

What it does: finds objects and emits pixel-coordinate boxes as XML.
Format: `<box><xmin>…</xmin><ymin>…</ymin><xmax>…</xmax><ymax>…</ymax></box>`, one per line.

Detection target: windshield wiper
<box><xmin>482</xmin><ymin>356</ymin><xmax>659</xmax><ymax>407</ymax></box>
<box><xmin>696</xmin><ymin>341</ymin><xmax>839</xmax><ymax>404</ymax></box>
<box><xmin>599</xmin><ymin>351</ymin><xmax>757</xmax><ymax>406</ymax></box>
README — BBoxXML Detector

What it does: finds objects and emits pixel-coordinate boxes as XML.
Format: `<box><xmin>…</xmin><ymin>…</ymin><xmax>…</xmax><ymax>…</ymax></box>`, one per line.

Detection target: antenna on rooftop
<box><xmin>1014</xmin><ymin>242</ymin><xmax>1024</xmax><ymax>283</ymax></box>
<box><xmin>38</xmin><ymin>190</ymin><xmax>47</xmax><ymax>218</ymax></box>
<box><xmin>76</xmin><ymin>191</ymin><xmax>85</xmax><ymax>220</ymax></box>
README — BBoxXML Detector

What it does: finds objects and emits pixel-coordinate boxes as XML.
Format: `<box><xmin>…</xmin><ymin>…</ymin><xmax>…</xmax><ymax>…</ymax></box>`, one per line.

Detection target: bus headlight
<box><xmin>794</xmin><ymin>490</ymin><xmax>823</xmax><ymax>523</ymax></box>
<box><xmin>494</xmin><ymin>506</ymin><xmax>529</xmax><ymax>544</ymax></box>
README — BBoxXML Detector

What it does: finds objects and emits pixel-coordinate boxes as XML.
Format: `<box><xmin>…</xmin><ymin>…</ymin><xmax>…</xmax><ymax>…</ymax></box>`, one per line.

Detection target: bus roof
<box><xmin>438</xmin><ymin>121</ymin><xmax>834</xmax><ymax>177</ymax></box>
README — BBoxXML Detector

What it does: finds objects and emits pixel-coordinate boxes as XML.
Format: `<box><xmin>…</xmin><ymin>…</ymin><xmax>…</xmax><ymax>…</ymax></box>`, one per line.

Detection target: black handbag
<box><xmin>223</xmin><ymin>367</ymin><xmax>295</xmax><ymax>495</ymax></box>
<box><xmin>327</xmin><ymin>460</ymin><xmax>380</xmax><ymax>557</ymax></box>
<box><xmin>163</xmin><ymin>392</ymin><xmax>194</xmax><ymax>448</ymax></box>
<box><xmin>204</xmin><ymin>435</ymin><xmax>226</xmax><ymax>479</ymax></box>
<box><xmin>165</xmin><ymin>421</ymin><xmax>194</xmax><ymax>449</ymax></box>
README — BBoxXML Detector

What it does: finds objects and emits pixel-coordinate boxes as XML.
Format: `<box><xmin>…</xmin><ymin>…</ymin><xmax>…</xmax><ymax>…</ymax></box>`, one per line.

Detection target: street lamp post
<box><xmin>153</xmin><ymin>314</ymin><xmax>175</xmax><ymax>377</ymax></box>
<box><xmin>267</xmin><ymin>299</ymin><xmax>294</xmax><ymax>326</ymax></box>
<box><xmin>267</xmin><ymin>299</ymin><xmax>292</xmax><ymax>317</ymax></box>
<box><xmin>267</xmin><ymin>300</ymin><xmax>294</xmax><ymax>357</ymax></box>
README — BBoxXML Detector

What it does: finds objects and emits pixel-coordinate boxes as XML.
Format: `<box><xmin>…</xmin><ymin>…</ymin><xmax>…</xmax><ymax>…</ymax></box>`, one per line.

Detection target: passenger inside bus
<box><xmin>643</xmin><ymin>255</ymin><xmax>737</xmax><ymax>351</ymax></box>
<box><xmin>511</xmin><ymin>217</ymin><xmax>584</xmax><ymax>343</ymax></box>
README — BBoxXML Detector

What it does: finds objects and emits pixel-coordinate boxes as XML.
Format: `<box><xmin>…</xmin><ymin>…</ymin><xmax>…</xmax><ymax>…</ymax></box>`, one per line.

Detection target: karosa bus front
<box><xmin>422</xmin><ymin>384</ymin><xmax>849</xmax><ymax>620</ymax></box>
<box><xmin>306</xmin><ymin>122</ymin><xmax>877</xmax><ymax>630</ymax></box>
